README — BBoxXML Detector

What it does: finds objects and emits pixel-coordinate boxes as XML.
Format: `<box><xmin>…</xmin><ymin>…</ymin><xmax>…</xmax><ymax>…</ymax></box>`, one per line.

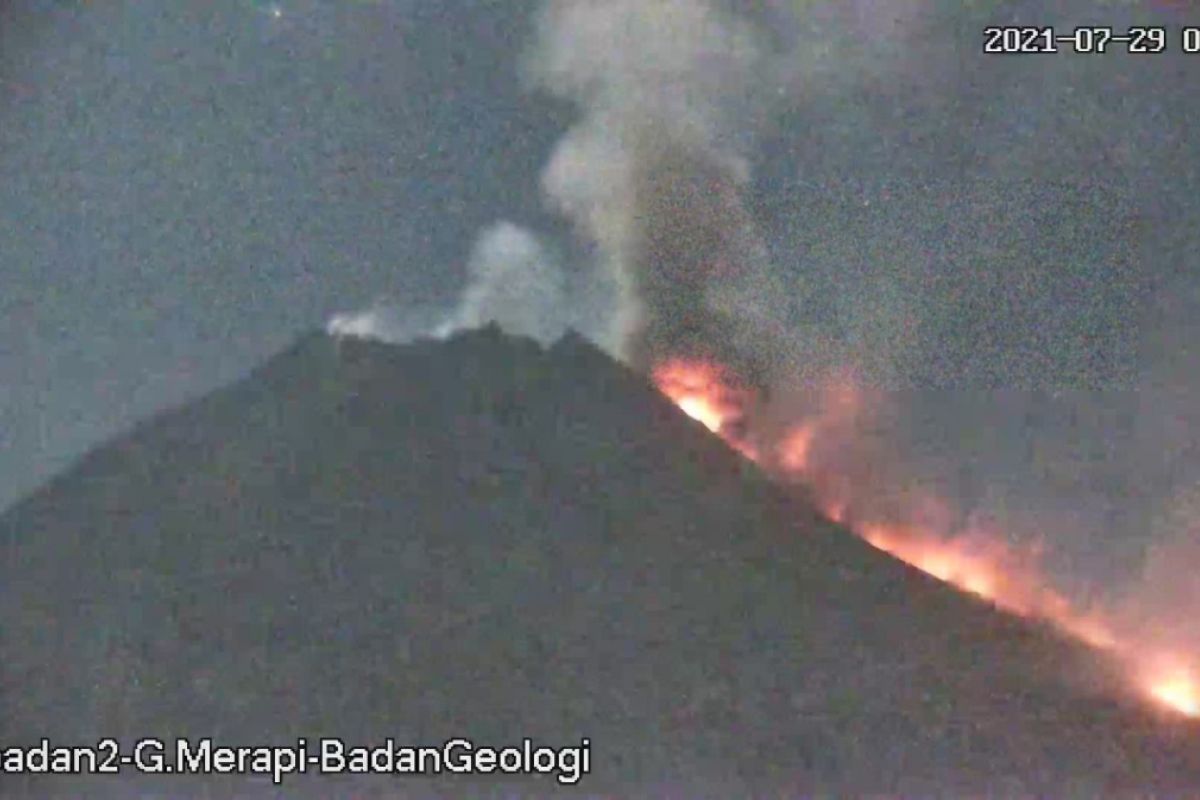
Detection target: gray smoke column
<box><xmin>526</xmin><ymin>0</ymin><xmax>784</xmax><ymax>378</ymax></box>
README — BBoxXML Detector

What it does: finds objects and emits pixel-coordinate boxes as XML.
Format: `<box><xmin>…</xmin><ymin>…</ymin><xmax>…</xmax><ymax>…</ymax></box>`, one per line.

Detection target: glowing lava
<box><xmin>652</xmin><ymin>359</ymin><xmax>748</xmax><ymax>435</ymax></box>
<box><xmin>1144</xmin><ymin>663</ymin><xmax>1200</xmax><ymax>718</ymax></box>
<box><xmin>678</xmin><ymin>396</ymin><xmax>725</xmax><ymax>433</ymax></box>
<box><xmin>652</xmin><ymin>361</ymin><xmax>1200</xmax><ymax>720</ymax></box>
<box><xmin>777</xmin><ymin>424</ymin><xmax>815</xmax><ymax>473</ymax></box>
<box><xmin>1149</xmin><ymin>676</ymin><xmax>1200</xmax><ymax>717</ymax></box>
<box><xmin>863</xmin><ymin>525</ymin><xmax>1003</xmax><ymax>603</ymax></box>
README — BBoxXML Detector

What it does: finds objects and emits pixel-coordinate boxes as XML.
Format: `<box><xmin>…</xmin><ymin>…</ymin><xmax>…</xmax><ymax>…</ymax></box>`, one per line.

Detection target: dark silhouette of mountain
<box><xmin>3</xmin><ymin>326</ymin><xmax>1198</xmax><ymax>798</ymax></box>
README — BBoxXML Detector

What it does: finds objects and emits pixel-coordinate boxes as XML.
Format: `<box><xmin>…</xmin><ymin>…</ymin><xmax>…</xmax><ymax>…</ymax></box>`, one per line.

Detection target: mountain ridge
<box><xmin>2</xmin><ymin>326</ymin><xmax>1198</xmax><ymax>798</ymax></box>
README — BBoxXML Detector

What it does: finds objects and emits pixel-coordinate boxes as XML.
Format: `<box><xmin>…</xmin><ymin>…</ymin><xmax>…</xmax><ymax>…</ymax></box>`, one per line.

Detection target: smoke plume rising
<box><xmin>525</xmin><ymin>0</ymin><xmax>782</xmax><ymax>378</ymax></box>
<box><xmin>330</xmin><ymin>0</ymin><xmax>794</xmax><ymax>380</ymax></box>
<box><xmin>433</xmin><ymin>222</ymin><xmax>567</xmax><ymax>344</ymax></box>
<box><xmin>329</xmin><ymin>221</ymin><xmax>575</xmax><ymax>346</ymax></box>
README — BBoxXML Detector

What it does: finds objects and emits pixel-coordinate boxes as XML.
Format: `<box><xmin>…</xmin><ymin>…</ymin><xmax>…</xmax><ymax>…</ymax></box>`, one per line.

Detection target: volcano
<box><xmin>2</xmin><ymin>327</ymin><xmax>1199</xmax><ymax>798</ymax></box>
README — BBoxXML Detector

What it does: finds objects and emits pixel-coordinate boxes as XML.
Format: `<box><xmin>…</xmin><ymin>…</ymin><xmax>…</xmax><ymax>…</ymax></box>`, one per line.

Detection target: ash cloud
<box><xmin>525</xmin><ymin>0</ymin><xmax>782</xmax><ymax>377</ymax></box>
<box><xmin>518</xmin><ymin>0</ymin><xmax>932</xmax><ymax>388</ymax></box>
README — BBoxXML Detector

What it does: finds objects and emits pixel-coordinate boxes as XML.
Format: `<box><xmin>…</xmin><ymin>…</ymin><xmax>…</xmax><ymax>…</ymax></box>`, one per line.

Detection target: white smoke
<box><xmin>328</xmin><ymin>222</ymin><xmax>579</xmax><ymax>346</ymax></box>
<box><xmin>434</xmin><ymin>222</ymin><xmax>567</xmax><ymax>344</ymax></box>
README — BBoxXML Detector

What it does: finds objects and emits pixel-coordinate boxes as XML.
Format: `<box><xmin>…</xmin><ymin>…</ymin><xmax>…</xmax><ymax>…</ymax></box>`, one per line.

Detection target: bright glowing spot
<box><xmin>652</xmin><ymin>359</ymin><xmax>748</xmax><ymax>436</ymax></box>
<box><xmin>1147</xmin><ymin>671</ymin><xmax>1200</xmax><ymax>717</ymax></box>
<box><xmin>961</xmin><ymin>570</ymin><xmax>995</xmax><ymax>599</ymax></box>
<box><xmin>677</xmin><ymin>396</ymin><xmax>724</xmax><ymax>433</ymax></box>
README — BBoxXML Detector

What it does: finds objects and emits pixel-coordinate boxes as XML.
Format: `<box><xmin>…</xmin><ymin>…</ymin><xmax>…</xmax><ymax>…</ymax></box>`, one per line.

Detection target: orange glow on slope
<box><xmin>653</xmin><ymin>364</ymin><xmax>1199</xmax><ymax>719</ymax></box>
<box><xmin>777</xmin><ymin>424</ymin><xmax>815</xmax><ymax>473</ymax></box>
<box><xmin>857</xmin><ymin>519</ymin><xmax>1120</xmax><ymax>653</ymax></box>
<box><xmin>652</xmin><ymin>359</ymin><xmax>749</xmax><ymax>435</ymax></box>
<box><xmin>771</xmin><ymin>398</ymin><xmax>1127</xmax><ymax>654</ymax></box>
<box><xmin>1147</xmin><ymin>671</ymin><xmax>1200</xmax><ymax>718</ymax></box>
<box><xmin>678</xmin><ymin>396</ymin><xmax>725</xmax><ymax>433</ymax></box>
<box><xmin>1139</xmin><ymin>654</ymin><xmax>1200</xmax><ymax>718</ymax></box>
<box><xmin>862</xmin><ymin>524</ymin><xmax>1003</xmax><ymax>603</ymax></box>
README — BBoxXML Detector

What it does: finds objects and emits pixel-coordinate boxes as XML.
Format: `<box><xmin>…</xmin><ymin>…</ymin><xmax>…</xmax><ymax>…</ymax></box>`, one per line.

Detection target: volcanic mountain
<box><xmin>3</xmin><ymin>327</ymin><xmax>1199</xmax><ymax>798</ymax></box>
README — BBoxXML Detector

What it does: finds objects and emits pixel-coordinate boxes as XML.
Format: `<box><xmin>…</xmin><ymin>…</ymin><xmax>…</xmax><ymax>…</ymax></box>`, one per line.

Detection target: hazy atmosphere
<box><xmin>3</xmin><ymin>0</ymin><xmax>1200</xmax><ymax>651</ymax></box>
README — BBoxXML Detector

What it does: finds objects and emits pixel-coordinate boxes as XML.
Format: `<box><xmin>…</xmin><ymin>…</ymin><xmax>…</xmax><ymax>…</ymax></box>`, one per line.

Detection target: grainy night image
<box><xmin>2</xmin><ymin>1</ymin><xmax>1200</xmax><ymax>797</ymax></box>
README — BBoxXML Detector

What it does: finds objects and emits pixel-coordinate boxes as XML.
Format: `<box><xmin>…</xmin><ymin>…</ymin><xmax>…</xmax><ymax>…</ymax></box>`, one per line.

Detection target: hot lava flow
<box><xmin>652</xmin><ymin>356</ymin><xmax>1200</xmax><ymax>720</ymax></box>
<box><xmin>652</xmin><ymin>359</ymin><xmax>748</xmax><ymax>435</ymax></box>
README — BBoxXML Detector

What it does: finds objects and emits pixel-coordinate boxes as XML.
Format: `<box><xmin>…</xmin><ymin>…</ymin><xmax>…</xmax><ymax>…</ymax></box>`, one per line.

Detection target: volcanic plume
<box><xmin>328</xmin><ymin>0</ymin><xmax>1200</xmax><ymax>729</ymax></box>
<box><xmin>330</xmin><ymin>0</ymin><xmax>796</xmax><ymax>381</ymax></box>
<box><xmin>526</xmin><ymin>0</ymin><xmax>783</xmax><ymax>379</ymax></box>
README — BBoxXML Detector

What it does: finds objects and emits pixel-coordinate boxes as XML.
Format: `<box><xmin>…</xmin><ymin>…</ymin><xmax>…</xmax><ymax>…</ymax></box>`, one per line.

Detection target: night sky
<box><xmin>2</xmin><ymin>1</ymin><xmax>1198</xmax><ymax>597</ymax></box>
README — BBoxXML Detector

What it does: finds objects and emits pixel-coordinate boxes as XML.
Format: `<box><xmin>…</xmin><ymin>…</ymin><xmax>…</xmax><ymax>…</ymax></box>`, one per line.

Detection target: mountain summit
<box><xmin>3</xmin><ymin>326</ymin><xmax>1198</xmax><ymax>798</ymax></box>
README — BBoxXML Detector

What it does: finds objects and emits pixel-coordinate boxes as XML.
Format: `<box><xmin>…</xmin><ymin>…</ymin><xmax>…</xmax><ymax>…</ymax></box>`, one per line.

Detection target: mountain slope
<box><xmin>2</xmin><ymin>326</ymin><xmax>1198</xmax><ymax>798</ymax></box>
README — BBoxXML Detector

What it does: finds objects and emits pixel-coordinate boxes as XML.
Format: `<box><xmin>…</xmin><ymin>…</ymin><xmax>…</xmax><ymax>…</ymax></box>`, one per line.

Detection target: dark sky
<box><xmin>2</xmin><ymin>0</ymin><xmax>1198</xmax><ymax>592</ymax></box>
<box><xmin>1</xmin><ymin>0</ymin><xmax>563</xmax><ymax>504</ymax></box>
